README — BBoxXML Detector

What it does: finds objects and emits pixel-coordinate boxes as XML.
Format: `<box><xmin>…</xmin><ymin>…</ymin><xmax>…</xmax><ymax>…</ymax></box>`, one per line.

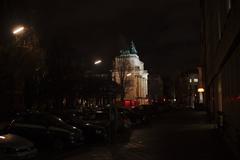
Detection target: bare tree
<box><xmin>0</xmin><ymin>26</ymin><xmax>46</xmax><ymax>111</ymax></box>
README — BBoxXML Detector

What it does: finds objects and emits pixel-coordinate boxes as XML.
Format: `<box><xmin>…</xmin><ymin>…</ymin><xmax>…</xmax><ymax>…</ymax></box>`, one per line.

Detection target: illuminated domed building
<box><xmin>112</xmin><ymin>41</ymin><xmax>149</xmax><ymax>106</ymax></box>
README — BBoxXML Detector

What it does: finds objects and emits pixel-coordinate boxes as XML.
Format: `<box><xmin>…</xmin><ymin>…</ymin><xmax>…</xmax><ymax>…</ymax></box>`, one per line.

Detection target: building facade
<box><xmin>112</xmin><ymin>41</ymin><xmax>149</xmax><ymax>106</ymax></box>
<box><xmin>201</xmin><ymin>0</ymin><xmax>240</xmax><ymax>156</ymax></box>
<box><xmin>148</xmin><ymin>74</ymin><xmax>164</xmax><ymax>104</ymax></box>
<box><xmin>175</xmin><ymin>69</ymin><xmax>203</xmax><ymax>109</ymax></box>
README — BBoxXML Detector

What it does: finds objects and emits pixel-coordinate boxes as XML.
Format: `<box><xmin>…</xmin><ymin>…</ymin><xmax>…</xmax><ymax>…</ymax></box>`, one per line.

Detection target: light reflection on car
<box><xmin>0</xmin><ymin>134</ymin><xmax>38</xmax><ymax>160</ymax></box>
<box><xmin>56</xmin><ymin>110</ymin><xmax>110</xmax><ymax>143</ymax></box>
<box><xmin>7</xmin><ymin>112</ymin><xmax>84</xmax><ymax>150</ymax></box>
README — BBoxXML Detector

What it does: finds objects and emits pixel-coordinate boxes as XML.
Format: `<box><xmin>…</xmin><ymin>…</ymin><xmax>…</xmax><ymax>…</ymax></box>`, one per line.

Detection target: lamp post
<box><xmin>126</xmin><ymin>73</ymin><xmax>132</xmax><ymax>77</ymax></box>
<box><xmin>197</xmin><ymin>87</ymin><xmax>204</xmax><ymax>104</ymax></box>
<box><xmin>12</xmin><ymin>26</ymin><xmax>25</xmax><ymax>35</ymax></box>
<box><xmin>94</xmin><ymin>59</ymin><xmax>102</xmax><ymax>65</ymax></box>
<box><xmin>12</xmin><ymin>25</ymin><xmax>27</xmax><ymax>47</ymax></box>
<box><xmin>197</xmin><ymin>88</ymin><xmax>205</xmax><ymax>93</ymax></box>
<box><xmin>11</xmin><ymin>24</ymin><xmax>43</xmax><ymax>110</ymax></box>
<box><xmin>12</xmin><ymin>25</ymin><xmax>38</xmax><ymax>49</ymax></box>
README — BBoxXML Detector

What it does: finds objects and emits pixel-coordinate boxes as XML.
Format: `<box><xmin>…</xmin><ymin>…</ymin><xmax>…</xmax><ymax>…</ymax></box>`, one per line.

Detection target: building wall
<box><xmin>202</xmin><ymin>0</ymin><xmax>240</xmax><ymax>155</ymax></box>
<box><xmin>148</xmin><ymin>75</ymin><xmax>164</xmax><ymax>102</ymax></box>
<box><xmin>175</xmin><ymin>70</ymin><xmax>200</xmax><ymax>108</ymax></box>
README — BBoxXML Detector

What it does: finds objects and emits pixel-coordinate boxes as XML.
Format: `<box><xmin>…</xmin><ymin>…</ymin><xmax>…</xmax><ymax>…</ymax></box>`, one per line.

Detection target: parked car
<box><xmin>0</xmin><ymin>133</ymin><xmax>37</xmax><ymax>160</ymax></box>
<box><xmin>84</xmin><ymin>106</ymin><xmax>119</xmax><ymax>143</ymax></box>
<box><xmin>7</xmin><ymin>112</ymin><xmax>84</xmax><ymax>150</ymax></box>
<box><xmin>56</xmin><ymin>110</ymin><xmax>85</xmax><ymax>125</ymax></box>
<box><xmin>129</xmin><ymin>107</ymin><xmax>150</xmax><ymax>126</ymax></box>
<box><xmin>56</xmin><ymin>110</ymin><xmax>109</xmax><ymax>143</ymax></box>
<box><xmin>86</xmin><ymin>109</ymin><xmax>113</xmax><ymax>143</ymax></box>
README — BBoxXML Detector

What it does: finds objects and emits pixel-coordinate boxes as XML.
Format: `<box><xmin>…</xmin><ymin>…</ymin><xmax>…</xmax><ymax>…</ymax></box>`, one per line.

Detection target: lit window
<box><xmin>193</xmin><ymin>78</ymin><xmax>199</xmax><ymax>83</ymax></box>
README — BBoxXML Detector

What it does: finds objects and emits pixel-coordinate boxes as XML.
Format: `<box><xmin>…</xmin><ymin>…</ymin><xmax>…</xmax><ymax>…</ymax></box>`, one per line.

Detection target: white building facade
<box><xmin>112</xmin><ymin>42</ymin><xmax>149</xmax><ymax>105</ymax></box>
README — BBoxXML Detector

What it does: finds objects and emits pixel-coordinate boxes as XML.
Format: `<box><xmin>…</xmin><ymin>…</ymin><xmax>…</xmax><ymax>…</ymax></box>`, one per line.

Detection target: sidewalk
<box><xmin>154</xmin><ymin>109</ymin><xmax>236</xmax><ymax>160</ymax></box>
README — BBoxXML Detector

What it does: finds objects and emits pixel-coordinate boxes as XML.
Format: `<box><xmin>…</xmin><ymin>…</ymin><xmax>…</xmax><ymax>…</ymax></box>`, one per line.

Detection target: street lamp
<box><xmin>198</xmin><ymin>87</ymin><xmax>204</xmax><ymax>104</ymax></box>
<box><xmin>126</xmin><ymin>73</ymin><xmax>132</xmax><ymax>77</ymax></box>
<box><xmin>12</xmin><ymin>26</ymin><xmax>25</xmax><ymax>35</ymax></box>
<box><xmin>94</xmin><ymin>60</ymin><xmax>102</xmax><ymax>65</ymax></box>
<box><xmin>197</xmin><ymin>88</ymin><xmax>205</xmax><ymax>93</ymax></box>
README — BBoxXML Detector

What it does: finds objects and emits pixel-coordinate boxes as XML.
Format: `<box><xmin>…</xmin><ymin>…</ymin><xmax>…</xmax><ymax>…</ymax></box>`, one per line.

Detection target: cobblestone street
<box><xmin>43</xmin><ymin>109</ymin><xmax>236</xmax><ymax>160</ymax></box>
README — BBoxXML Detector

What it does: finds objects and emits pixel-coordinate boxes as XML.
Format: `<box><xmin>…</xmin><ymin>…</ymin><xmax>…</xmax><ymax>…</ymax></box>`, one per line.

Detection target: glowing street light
<box><xmin>13</xmin><ymin>26</ymin><xmax>25</xmax><ymax>35</ymax></box>
<box><xmin>94</xmin><ymin>60</ymin><xmax>102</xmax><ymax>65</ymax></box>
<box><xmin>126</xmin><ymin>73</ymin><xmax>132</xmax><ymax>77</ymax></box>
<box><xmin>198</xmin><ymin>88</ymin><xmax>205</xmax><ymax>93</ymax></box>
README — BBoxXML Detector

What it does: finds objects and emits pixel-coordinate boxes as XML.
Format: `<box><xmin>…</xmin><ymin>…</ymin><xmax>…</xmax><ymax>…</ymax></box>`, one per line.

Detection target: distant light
<box><xmin>94</xmin><ymin>60</ymin><xmax>102</xmax><ymax>65</ymax></box>
<box><xmin>189</xmin><ymin>79</ymin><xmax>192</xmax><ymax>83</ymax></box>
<box><xmin>174</xmin><ymin>98</ymin><xmax>177</xmax><ymax>102</ymax></box>
<box><xmin>127</xmin><ymin>73</ymin><xmax>132</xmax><ymax>77</ymax></box>
<box><xmin>198</xmin><ymin>88</ymin><xmax>205</xmax><ymax>93</ymax></box>
<box><xmin>0</xmin><ymin>136</ymin><xmax>6</xmax><ymax>139</ymax></box>
<box><xmin>228</xmin><ymin>0</ymin><xmax>232</xmax><ymax>11</ymax></box>
<box><xmin>193</xmin><ymin>78</ymin><xmax>199</xmax><ymax>83</ymax></box>
<box><xmin>163</xmin><ymin>98</ymin><xmax>166</xmax><ymax>102</ymax></box>
<box><xmin>13</xmin><ymin>26</ymin><xmax>25</xmax><ymax>34</ymax></box>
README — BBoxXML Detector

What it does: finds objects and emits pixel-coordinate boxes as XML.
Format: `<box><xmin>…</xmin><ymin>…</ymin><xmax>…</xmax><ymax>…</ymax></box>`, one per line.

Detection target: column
<box><xmin>145</xmin><ymin>78</ymin><xmax>148</xmax><ymax>97</ymax></box>
<box><xmin>141</xmin><ymin>77</ymin><xmax>144</xmax><ymax>104</ymax></box>
<box><xmin>142</xmin><ymin>78</ymin><xmax>145</xmax><ymax>98</ymax></box>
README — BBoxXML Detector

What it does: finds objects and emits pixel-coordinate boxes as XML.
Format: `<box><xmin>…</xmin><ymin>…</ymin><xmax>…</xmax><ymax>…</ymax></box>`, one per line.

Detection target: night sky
<box><xmin>4</xmin><ymin>0</ymin><xmax>201</xmax><ymax>76</ymax></box>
